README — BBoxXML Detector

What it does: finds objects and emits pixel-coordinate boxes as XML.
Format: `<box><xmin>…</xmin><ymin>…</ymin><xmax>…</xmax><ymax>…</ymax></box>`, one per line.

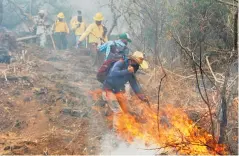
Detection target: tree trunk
<box><xmin>154</xmin><ymin>21</ymin><xmax>159</xmax><ymax>65</ymax></box>
<box><xmin>30</xmin><ymin>0</ymin><xmax>32</xmax><ymax>15</ymax></box>
<box><xmin>0</xmin><ymin>0</ymin><xmax>3</xmax><ymax>25</ymax></box>
<box><xmin>107</xmin><ymin>0</ymin><xmax>121</xmax><ymax>38</ymax></box>
<box><xmin>234</xmin><ymin>11</ymin><xmax>238</xmax><ymax>50</ymax></box>
<box><xmin>153</xmin><ymin>0</ymin><xmax>159</xmax><ymax>65</ymax></box>
<box><xmin>218</xmin><ymin>67</ymin><xmax>230</xmax><ymax>143</ymax></box>
<box><xmin>107</xmin><ymin>16</ymin><xmax>119</xmax><ymax>38</ymax></box>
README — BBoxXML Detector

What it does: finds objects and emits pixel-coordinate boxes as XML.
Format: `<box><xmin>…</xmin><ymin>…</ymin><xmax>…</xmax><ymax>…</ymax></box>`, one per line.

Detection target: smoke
<box><xmin>100</xmin><ymin>114</ymin><xmax>159</xmax><ymax>155</ymax></box>
<box><xmin>100</xmin><ymin>133</ymin><xmax>158</xmax><ymax>155</ymax></box>
<box><xmin>68</xmin><ymin>0</ymin><xmax>112</xmax><ymax>27</ymax></box>
<box><xmin>68</xmin><ymin>0</ymin><xmax>127</xmax><ymax>35</ymax></box>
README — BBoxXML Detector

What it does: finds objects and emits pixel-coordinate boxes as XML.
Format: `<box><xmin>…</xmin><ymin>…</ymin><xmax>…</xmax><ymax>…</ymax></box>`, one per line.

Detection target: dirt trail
<box><xmin>0</xmin><ymin>46</ymin><xmax>111</xmax><ymax>155</ymax></box>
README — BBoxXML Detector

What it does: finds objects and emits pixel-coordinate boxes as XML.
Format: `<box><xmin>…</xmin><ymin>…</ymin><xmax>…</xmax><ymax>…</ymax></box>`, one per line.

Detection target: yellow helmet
<box><xmin>57</xmin><ymin>12</ymin><xmax>65</xmax><ymax>18</ymax></box>
<box><xmin>93</xmin><ymin>12</ymin><xmax>104</xmax><ymax>21</ymax></box>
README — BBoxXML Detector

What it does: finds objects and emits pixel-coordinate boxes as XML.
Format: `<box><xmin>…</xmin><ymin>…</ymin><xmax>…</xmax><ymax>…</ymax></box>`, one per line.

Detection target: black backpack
<box><xmin>107</xmin><ymin>41</ymin><xmax>128</xmax><ymax>60</ymax></box>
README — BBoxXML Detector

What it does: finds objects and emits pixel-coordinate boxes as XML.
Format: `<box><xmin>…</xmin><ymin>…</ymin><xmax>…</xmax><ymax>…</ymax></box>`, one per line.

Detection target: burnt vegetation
<box><xmin>0</xmin><ymin>0</ymin><xmax>238</xmax><ymax>155</ymax></box>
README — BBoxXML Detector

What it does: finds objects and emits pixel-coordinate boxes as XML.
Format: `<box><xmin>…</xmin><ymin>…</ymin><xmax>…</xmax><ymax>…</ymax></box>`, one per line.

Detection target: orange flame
<box><xmin>111</xmin><ymin>103</ymin><xmax>227</xmax><ymax>155</ymax></box>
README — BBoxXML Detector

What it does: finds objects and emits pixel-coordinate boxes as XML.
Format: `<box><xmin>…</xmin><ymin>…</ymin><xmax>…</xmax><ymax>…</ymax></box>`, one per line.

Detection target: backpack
<box><xmin>96</xmin><ymin>41</ymin><xmax>128</xmax><ymax>83</ymax></box>
<box><xmin>107</xmin><ymin>41</ymin><xmax>128</xmax><ymax>60</ymax></box>
<box><xmin>96</xmin><ymin>59</ymin><xmax>118</xmax><ymax>83</ymax></box>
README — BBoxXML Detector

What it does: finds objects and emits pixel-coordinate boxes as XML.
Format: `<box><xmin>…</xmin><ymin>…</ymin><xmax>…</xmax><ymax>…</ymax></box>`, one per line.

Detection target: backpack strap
<box><xmin>114</xmin><ymin>41</ymin><xmax>128</xmax><ymax>53</ymax></box>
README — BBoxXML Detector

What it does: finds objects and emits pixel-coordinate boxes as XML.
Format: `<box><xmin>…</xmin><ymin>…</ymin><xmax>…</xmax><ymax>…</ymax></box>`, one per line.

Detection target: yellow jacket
<box><xmin>54</xmin><ymin>20</ymin><xmax>69</xmax><ymax>33</ymax></box>
<box><xmin>79</xmin><ymin>23</ymin><xmax>108</xmax><ymax>44</ymax></box>
<box><xmin>70</xmin><ymin>16</ymin><xmax>86</xmax><ymax>36</ymax></box>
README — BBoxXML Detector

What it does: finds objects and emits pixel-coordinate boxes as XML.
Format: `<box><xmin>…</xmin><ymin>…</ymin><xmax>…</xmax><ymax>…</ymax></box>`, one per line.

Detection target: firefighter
<box><xmin>77</xmin><ymin>12</ymin><xmax>108</xmax><ymax>66</ymax></box>
<box><xmin>102</xmin><ymin>51</ymin><xmax>149</xmax><ymax>115</ymax></box>
<box><xmin>53</xmin><ymin>12</ymin><xmax>69</xmax><ymax>50</ymax></box>
<box><xmin>33</xmin><ymin>10</ymin><xmax>48</xmax><ymax>47</ymax></box>
<box><xmin>70</xmin><ymin>10</ymin><xmax>86</xmax><ymax>48</ymax></box>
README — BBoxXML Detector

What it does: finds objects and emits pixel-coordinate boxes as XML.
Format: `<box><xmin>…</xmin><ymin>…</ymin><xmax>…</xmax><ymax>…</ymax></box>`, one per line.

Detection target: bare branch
<box><xmin>206</xmin><ymin>56</ymin><xmax>224</xmax><ymax>84</ymax></box>
<box><xmin>171</xmin><ymin>33</ymin><xmax>220</xmax><ymax>92</ymax></box>
<box><xmin>6</xmin><ymin>0</ymin><xmax>33</xmax><ymax>22</ymax></box>
<box><xmin>216</xmin><ymin>0</ymin><xmax>238</xmax><ymax>7</ymax></box>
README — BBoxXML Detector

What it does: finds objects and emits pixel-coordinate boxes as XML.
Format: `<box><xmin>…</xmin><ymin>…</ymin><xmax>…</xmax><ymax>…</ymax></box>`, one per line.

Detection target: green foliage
<box><xmin>166</xmin><ymin>0</ymin><xmax>237</xmax><ymax>72</ymax></box>
<box><xmin>170</xmin><ymin>0</ymin><xmax>234</xmax><ymax>49</ymax></box>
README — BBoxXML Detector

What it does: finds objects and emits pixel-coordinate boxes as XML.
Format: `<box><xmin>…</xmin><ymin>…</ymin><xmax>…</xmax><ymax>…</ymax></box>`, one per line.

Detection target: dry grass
<box><xmin>136</xmin><ymin>65</ymin><xmax>237</xmax><ymax>154</ymax></box>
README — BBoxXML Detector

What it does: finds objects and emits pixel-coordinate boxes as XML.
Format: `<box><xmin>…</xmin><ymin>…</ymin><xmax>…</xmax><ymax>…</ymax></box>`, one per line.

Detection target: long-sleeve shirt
<box><xmin>103</xmin><ymin>60</ymin><xmax>141</xmax><ymax>94</ymax></box>
<box><xmin>54</xmin><ymin>20</ymin><xmax>69</xmax><ymax>33</ymax></box>
<box><xmin>97</xmin><ymin>39</ymin><xmax>129</xmax><ymax>60</ymax></box>
<box><xmin>70</xmin><ymin>16</ymin><xmax>86</xmax><ymax>36</ymax></box>
<box><xmin>79</xmin><ymin>23</ymin><xmax>108</xmax><ymax>44</ymax></box>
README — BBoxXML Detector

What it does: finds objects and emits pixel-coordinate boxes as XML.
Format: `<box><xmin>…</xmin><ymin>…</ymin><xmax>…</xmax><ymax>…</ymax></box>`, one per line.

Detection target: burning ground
<box><xmin>111</xmin><ymin>103</ymin><xmax>227</xmax><ymax>155</ymax></box>
<box><xmin>92</xmin><ymin>65</ymin><xmax>236</xmax><ymax>155</ymax></box>
<box><xmin>0</xmin><ymin>46</ymin><xmax>237</xmax><ymax>155</ymax></box>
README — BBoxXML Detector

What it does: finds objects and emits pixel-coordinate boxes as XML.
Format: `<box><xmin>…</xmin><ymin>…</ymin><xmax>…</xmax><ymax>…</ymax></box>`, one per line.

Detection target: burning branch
<box><xmin>171</xmin><ymin>33</ymin><xmax>217</xmax><ymax>140</ymax></box>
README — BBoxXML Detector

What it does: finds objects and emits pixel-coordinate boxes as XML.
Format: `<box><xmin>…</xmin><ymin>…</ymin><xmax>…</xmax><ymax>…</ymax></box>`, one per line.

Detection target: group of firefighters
<box><xmin>33</xmin><ymin>9</ymin><xmax>149</xmax><ymax>121</ymax></box>
<box><xmin>33</xmin><ymin>10</ymin><xmax>107</xmax><ymax>50</ymax></box>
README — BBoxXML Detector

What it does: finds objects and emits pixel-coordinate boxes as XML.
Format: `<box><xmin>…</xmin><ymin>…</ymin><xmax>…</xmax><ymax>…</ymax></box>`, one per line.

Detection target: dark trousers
<box><xmin>54</xmin><ymin>32</ymin><xmax>68</xmax><ymax>50</ymax></box>
<box><xmin>90</xmin><ymin>43</ymin><xmax>105</xmax><ymax>67</ymax></box>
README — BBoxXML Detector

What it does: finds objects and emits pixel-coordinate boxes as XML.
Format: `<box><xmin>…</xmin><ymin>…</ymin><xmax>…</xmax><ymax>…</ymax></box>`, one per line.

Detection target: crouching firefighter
<box><xmin>101</xmin><ymin>51</ymin><xmax>149</xmax><ymax>115</ymax></box>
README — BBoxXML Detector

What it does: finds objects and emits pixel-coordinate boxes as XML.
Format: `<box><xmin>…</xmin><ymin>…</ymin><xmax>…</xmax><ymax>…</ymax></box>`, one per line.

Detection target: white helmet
<box><xmin>38</xmin><ymin>10</ymin><xmax>45</xmax><ymax>14</ymax></box>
